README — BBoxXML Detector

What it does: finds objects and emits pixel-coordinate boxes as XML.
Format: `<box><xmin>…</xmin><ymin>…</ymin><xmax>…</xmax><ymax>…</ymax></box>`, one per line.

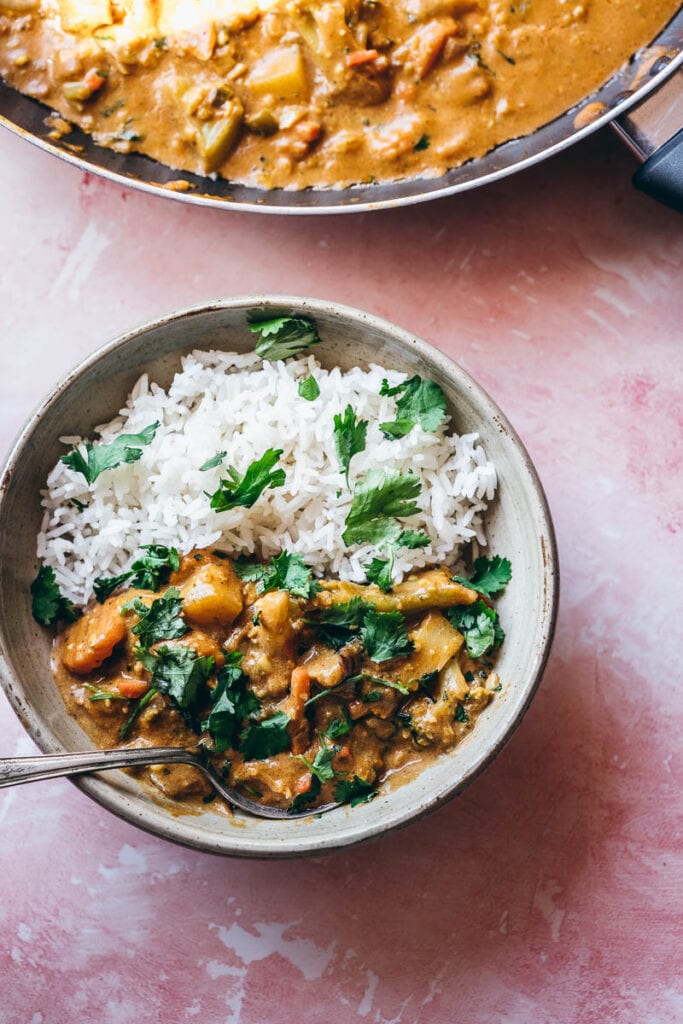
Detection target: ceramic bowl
<box><xmin>0</xmin><ymin>297</ymin><xmax>558</xmax><ymax>857</ymax></box>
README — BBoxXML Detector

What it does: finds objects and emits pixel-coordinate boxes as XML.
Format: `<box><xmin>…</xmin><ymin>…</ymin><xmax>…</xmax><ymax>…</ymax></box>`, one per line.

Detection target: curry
<box><xmin>52</xmin><ymin>547</ymin><xmax>505</xmax><ymax>813</ymax></box>
<box><xmin>0</xmin><ymin>0</ymin><xmax>678</xmax><ymax>189</ymax></box>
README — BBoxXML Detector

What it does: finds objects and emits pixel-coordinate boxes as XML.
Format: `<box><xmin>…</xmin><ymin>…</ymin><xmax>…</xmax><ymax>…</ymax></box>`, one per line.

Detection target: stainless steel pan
<box><xmin>1</xmin><ymin>8</ymin><xmax>682</xmax><ymax>214</ymax></box>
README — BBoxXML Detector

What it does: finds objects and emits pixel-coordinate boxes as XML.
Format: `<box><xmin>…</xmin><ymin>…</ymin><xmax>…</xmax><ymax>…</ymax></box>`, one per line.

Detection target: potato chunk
<box><xmin>178</xmin><ymin>561</ymin><xmax>243</xmax><ymax>627</ymax></box>
<box><xmin>392</xmin><ymin>610</ymin><xmax>464</xmax><ymax>688</ymax></box>
<box><xmin>62</xmin><ymin>595</ymin><xmax>127</xmax><ymax>675</ymax></box>
<box><xmin>247</xmin><ymin>46</ymin><xmax>307</xmax><ymax>98</ymax></box>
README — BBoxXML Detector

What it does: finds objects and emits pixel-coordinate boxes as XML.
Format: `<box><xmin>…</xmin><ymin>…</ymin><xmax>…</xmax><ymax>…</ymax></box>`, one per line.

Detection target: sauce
<box><xmin>51</xmin><ymin>548</ymin><xmax>501</xmax><ymax>814</ymax></box>
<box><xmin>0</xmin><ymin>0</ymin><xmax>678</xmax><ymax>189</ymax></box>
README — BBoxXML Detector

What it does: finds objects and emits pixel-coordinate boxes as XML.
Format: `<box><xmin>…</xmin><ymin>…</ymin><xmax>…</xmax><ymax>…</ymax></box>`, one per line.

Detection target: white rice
<box><xmin>37</xmin><ymin>350</ymin><xmax>498</xmax><ymax>607</ymax></box>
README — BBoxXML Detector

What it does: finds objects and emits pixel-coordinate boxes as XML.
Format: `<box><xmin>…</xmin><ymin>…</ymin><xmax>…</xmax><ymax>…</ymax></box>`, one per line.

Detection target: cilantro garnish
<box><xmin>94</xmin><ymin>544</ymin><xmax>180</xmax><ymax>602</ymax></box>
<box><xmin>202</xmin><ymin>652</ymin><xmax>261</xmax><ymax>752</ymax></box>
<box><xmin>342</xmin><ymin>469</ymin><xmax>422</xmax><ymax>547</ymax></box>
<box><xmin>448</xmin><ymin>600</ymin><xmax>505</xmax><ymax>658</ymax></box>
<box><xmin>240</xmin><ymin>710</ymin><xmax>291</xmax><ymax>760</ymax></box>
<box><xmin>199</xmin><ymin>451</ymin><xmax>227</xmax><ymax>471</ymax></box>
<box><xmin>308</xmin><ymin>597</ymin><xmax>370</xmax><ymax>650</ymax></box>
<box><xmin>138</xmin><ymin>646</ymin><xmax>214</xmax><ymax>710</ymax></box>
<box><xmin>379</xmin><ymin>376</ymin><xmax>447</xmax><ymax>439</ymax></box>
<box><xmin>234</xmin><ymin>551</ymin><xmax>320</xmax><ymax>600</ymax></box>
<box><xmin>324</xmin><ymin>709</ymin><xmax>352</xmax><ymax>740</ymax></box>
<box><xmin>413</xmin><ymin>133</ymin><xmax>430</xmax><ymax>151</ymax></box>
<box><xmin>30</xmin><ymin>565</ymin><xmax>77</xmax><ymax>627</ymax></box>
<box><xmin>345</xmin><ymin>672</ymin><xmax>411</xmax><ymax>696</ymax></box>
<box><xmin>360</xmin><ymin>607</ymin><xmax>414</xmax><ymax>663</ymax></box>
<box><xmin>123</xmin><ymin>588</ymin><xmax>188</xmax><ymax>648</ymax></box>
<box><xmin>298</xmin><ymin>739</ymin><xmax>340</xmax><ymax>784</ymax></box>
<box><xmin>84</xmin><ymin>683</ymin><xmax>128</xmax><ymax>702</ymax></box>
<box><xmin>333</xmin><ymin>405</ymin><xmax>368</xmax><ymax>486</ymax></box>
<box><xmin>60</xmin><ymin>422</ymin><xmax>158</xmax><ymax>484</ymax></box>
<box><xmin>208</xmin><ymin>448</ymin><xmax>285</xmax><ymax>511</ymax></box>
<box><xmin>288</xmin><ymin>775</ymin><xmax>321</xmax><ymax>813</ymax></box>
<box><xmin>249</xmin><ymin>315</ymin><xmax>320</xmax><ymax>361</ymax></box>
<box><xmin>363</xmin><ymin>530</ymin><xmax>429</xmax><ymax>592</ymax></box>
<box><xmin>364</xmin><ymin>552</ymin><xmax>394</xmax><ymax>592</ymax></box>
<box><xmin>453</xmin><ymin>556</ymin><xmax>512</xmax><ymax>599</ymax></box>
<box><xmin>119</xmin><ymin>686</ymin><xmax>158</xmax><ymax>740</ymax></box>
<box><xmin>455</xmin><ymin>703</ymin><xmax>469</xmax><ymax>723</ymax></box>
<box><xmin>334</xmin><ymin>775</ymin><xmax>376</xmax><ymax>807</ymax></box>
<box><xmin>298</xmin><ymin>376</ymin><xmax>320</xmax><ymax>401</ymax></box>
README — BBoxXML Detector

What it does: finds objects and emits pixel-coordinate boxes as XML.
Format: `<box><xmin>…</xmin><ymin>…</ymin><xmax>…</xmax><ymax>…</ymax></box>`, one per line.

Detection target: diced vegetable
<box><xmin>179</xmin><ymin>560</ymin><xmax>244</xmax><ymax>627</ymax></box>
<box><xmin>247</xmin><ymin>47</ymin><xmax>308</xmax><ymax>99</ymax></box>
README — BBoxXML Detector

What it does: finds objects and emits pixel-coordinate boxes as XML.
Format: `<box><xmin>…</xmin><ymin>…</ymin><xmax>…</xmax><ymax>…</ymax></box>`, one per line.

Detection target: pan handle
<box><xmin>612</xmin><ymin>65</ymin><xmax>683</xmax><ymax>214</ymax></box>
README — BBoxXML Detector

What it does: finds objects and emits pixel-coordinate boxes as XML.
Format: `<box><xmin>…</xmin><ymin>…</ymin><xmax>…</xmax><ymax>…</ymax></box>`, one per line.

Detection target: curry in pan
<box><xmin>0</xmin><ymin>0</ymin><xmax>679</xmax><ymax>188</ymax></box>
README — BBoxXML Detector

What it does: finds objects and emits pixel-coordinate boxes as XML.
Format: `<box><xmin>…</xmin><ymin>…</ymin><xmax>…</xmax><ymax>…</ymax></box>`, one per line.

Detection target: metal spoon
<box><xmin>0</xmin><ymin>747</ymin><xmax>338</xmax><ymax>819</ymax></box>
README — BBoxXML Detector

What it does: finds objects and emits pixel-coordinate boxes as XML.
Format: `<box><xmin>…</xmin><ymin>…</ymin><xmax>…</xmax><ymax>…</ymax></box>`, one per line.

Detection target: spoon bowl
<box><xmin>0</xmin><ymin>746</ymin><xmax>338</xmax><ymax>819</ymax></box>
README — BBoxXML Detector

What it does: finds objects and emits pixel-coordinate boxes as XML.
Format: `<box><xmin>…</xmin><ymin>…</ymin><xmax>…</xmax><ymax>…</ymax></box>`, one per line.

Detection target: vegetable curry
<box><xmin>52</xmin><ymin>547</ymin><xmax>506</xmax><ymax>813</ymax></box>
<box><xmin>0</xmin><ymin>0</ymin><xmax>678</xmax><ymax>189</ymax></box>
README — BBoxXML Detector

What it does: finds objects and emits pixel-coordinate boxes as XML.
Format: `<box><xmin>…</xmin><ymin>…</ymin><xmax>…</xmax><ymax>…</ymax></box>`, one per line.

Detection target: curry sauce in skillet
<box><xmin>0</xmin><ymin>0</ymin><xmax>679</xmax><ymax>188</ymax></box>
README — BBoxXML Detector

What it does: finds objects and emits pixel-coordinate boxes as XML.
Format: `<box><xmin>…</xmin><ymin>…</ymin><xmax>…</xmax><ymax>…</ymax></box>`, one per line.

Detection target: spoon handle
<box><xmin>0</xmin><ymin>747</ymin><xmax>193</xmax><ymax>788</ymax></box>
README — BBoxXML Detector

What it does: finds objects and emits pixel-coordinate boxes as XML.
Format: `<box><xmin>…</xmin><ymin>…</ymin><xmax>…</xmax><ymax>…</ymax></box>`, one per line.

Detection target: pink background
<box><xmin>0</xmin><ymin>126</ymin><xmax>681</xmax><ymax>1023</ymax></box>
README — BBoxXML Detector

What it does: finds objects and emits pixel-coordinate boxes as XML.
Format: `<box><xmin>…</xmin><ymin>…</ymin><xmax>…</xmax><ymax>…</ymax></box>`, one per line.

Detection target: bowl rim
<box><xmin>0</xmin><ymin>296</ymin><xmax>559</xmax><ymax>857</ymax></box>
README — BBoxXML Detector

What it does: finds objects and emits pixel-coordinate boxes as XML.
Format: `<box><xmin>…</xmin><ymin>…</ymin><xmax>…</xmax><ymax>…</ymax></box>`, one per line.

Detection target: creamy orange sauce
<box><xmin>0</xmin><ymin>0</ymin><xmax>678</xmax><ymax>189</ymax></box>
<box><xmin>51</xmin><ymin>549</ymin><xmax>500</xmax><ymax>815</ymax></box>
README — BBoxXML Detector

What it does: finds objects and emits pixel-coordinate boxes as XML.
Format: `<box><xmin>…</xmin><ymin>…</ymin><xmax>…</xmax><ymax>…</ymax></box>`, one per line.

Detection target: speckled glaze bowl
<box><xmin>0</xmin><ymin>297</ymin><xmax>558</xmax><ymax>857</ymax></box>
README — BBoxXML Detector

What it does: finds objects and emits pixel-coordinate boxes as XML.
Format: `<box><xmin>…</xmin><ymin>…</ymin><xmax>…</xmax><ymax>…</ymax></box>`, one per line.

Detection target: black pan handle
<box><xmin>612</xmin><ymin>65</ymin><xmax>683</xmax><ymax>215</ymax></box>
<box><xmin>633</xmin><ymin>127</ymin><xmax>683</xmax><ymax>213</ymax></box>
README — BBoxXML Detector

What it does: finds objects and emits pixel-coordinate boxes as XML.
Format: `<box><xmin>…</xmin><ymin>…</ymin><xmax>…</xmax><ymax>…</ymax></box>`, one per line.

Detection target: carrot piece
<box><xmin>290</xmin><ymin>666</ymin><xmax>311</xmax><ymax>705</ymax></box>
<box><xmin>346</xmin><ymin>49</ymin><xmax>379</xmax><ymax>68</ymax></box>
<box><xmin>117</xmin><ymin>678</ymin><xmax>150</xmax><ymax>700</ymax></box>
<box><xmin>294</xmin><ymin>772</ymin><xmax>313</xmax><ymax>795</ymax></box>
<box><xmin>336</xmin><ymin>743</ymin><xmax>351</xmax><ymax>760</ymax></box>
<box><xmin>84</xmin><ymin>69</ymin><xmax>106</xmax><ymax>93</ymax></box>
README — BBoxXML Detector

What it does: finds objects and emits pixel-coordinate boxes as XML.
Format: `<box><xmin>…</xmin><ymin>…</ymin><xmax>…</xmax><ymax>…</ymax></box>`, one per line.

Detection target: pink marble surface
<box><xmin>0</xmin><ymin>125</ymin><xmax>682</xmax><ymax>1024</ymax></box>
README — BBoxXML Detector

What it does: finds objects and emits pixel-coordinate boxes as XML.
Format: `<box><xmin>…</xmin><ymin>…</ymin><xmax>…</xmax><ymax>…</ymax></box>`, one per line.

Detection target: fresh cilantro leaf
<box><xmin>240</xmin><ymin>710</ymin><xmax>291</xmax><ymax>760</ymax></box>
<box><xmin>232</xmin><ymin>557</ymin><xmax>269</xmax><ymax>583</ymax></box>
<box><xmin>93</xmin><ymin>572</ymin><xmax>132</xmax><ymax>602</ymax></box>
<box><xmin>119</xmin><ymin>686</ymin><xmax>158</xmax><ymax>740</ymax></box>
<box><xmin>346</xmin><ymin>672</ymin><xmax>411</xmax><ymax>696</ymax></box>
<box><xmin>202</xmin><ymin>652</ymin><xmax>261</xmax><ymax>752</ymax></box>
<box><xmin>298</xmin><ymin>376</ymin><xmax>320</xmax><ymax>401</ymax></box>
<box><xmin>142</xmin><ymin>646</ymin><xmax>214</xmax><ymax>709</ymax></box>
<box><xmin>453</xmin><ymin>556</ymin><xmax>512</xmax><ymax>599</ymax></box>
<box><xmin>413</xmin><ymin>133</ymin><xmax>430</xmax><ymax>151</ymax></box>
<box><xmin>342</xmin><ymin>469</ymin><xmax>422</xmax><ymax>547</ymax></box>
<box><xmin>324</xmin><ymin>709</ymin><xmax>352</xmax><ymax>740</ymax></box>
<box><xmin>129</xmin><ymin>545</ymin><xmax>180</xmax><ymax>591</ymax></box>
<box><xmin>288</xmin><ymin>775</ymin><xmax>321</xmax><ymax>813</ymax></box>
<box><xmin>455</xmin><ymin>703</ymin><xmax>469</xmax><ymax>723</ymax></box>
<box><xmin>364</xmin><ymin>551</ymin><xmax>395</xmax><ymax>592</ymax></box>
<box><xmin>69</xmin><ymin>498</ymin><xmax>88</xmax><ymax>512</ymax></box>
<box><xmin>257</xmin><ymin>551</ymin><xmax>321</xmax><ymax>600</ymax></box>
<box><xmin>199</xmin><ymin>451</ymin><xmax>227</xmax><ymax>471</ymax></box>
<box><xmin>60</xmin><ymin>422</ymin><xmax>159</xmax><ymax>485</ymax></box>
<box><xmin>309</xmin><ymin>597</ymin><xmax>370</xmax><ymax>650</ymax></box>
<box><xmin>397</xmin><ymin>529</ymin><xmax>430</xmax><ymax>549</ymax></box>
<box><xmin>124</xmin><ymin>588</ymin><xmax>189</xmax><ymax>649</ymax></box>
<box><xmin>299</xmin><ymin>739</ymin><xmax>340</xmax><ymax>784</ymax></box>
<box><xmin>30</xmin><ymin>566</ymin><xmax>77</xmax><ymax>626</ymax></box>
<box><xmin>334</xmin><ymin>775</ymin><xmax>376</xmax><ymax>807</ymax></box>
<box><xmin>208</xmin><ymin>448</ymin><xmax>286</xmax><ymax>511</ymax></box>
<box><xmin>380</xmin><ymin>375</ymin><xmax>447</xmax><ymax>439</ymax></box>
<box><xmin>333</xmin><ymin>405</ymin><xmax>368</xmax><ymax>486</ymax></box>
<box><xmin>84</xmin><ymin>682</ymin><xmax>128</xmax><ymax>702</ymax></box>
<box><xmin>93</xmin><ymin>544</ymin><xmax>180</xmax><ymax>603</ymax></box>
<box><xmin>249</xmin><ymin>315</ymin><xmax>320</xmax><ymax>361</ymax></box>
<box><xmin>364</xmin><ymin>690</ymin><xmax>382</xmax><ymax>703</ymax></box>
<box><xmin>360</xmin><ymin>607</ymin><xmax>414</xmax><ymax>663</ymax></box>
<box><xmin>448</xmin><ymin>600</ymin><xmax>505</xmax><ymax>658</ymax></box>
